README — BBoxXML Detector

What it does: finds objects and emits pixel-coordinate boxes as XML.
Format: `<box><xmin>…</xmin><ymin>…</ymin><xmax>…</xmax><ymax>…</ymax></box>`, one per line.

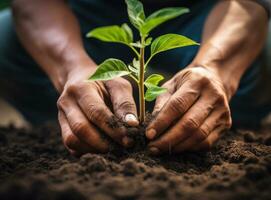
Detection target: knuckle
<box><xmin>205</xmin><ymin>104</ymin><xmax>214</xmax><ymax>113</ymax></box>
<box><xmin>175</xmin><ymin>69</ymin><xmax>192</xmax><ymax>82</ymax></box>
<box><xmin>195</xmin><ymin>127</ymin><xmax>209</xmax><ymax>142</ymax></box>
<box><xmin>215</xmin><ymin>94</ymin><xmax>225</xmax><ymax>105</ymax></box>
<box><xmin>183</xmin><ymin>118</ymin><xmax>199</xmax><ymax>131</ymax></box>
<box><xmin>170</xmin><ymin>96</ymin><xmax>187</xmax><ymax>113</ymax></box>
<box><xmin>67</xmin><ymin>83</ymin><xmax>80</xmax><ymax>94</ymax></box>
<box><xmin>71</xmin><ymin>122</ymin><xmax>88</xmax><ymax>135</ymax></box>
<box><xmin>87</xmin><ymin>105</ymin><xmax>106</xmax><ymax>122</ymax></box>
<box><xmin>107</xmin><ymin>78</ymin><xmax>132</xmax><ymax>91</ymax></box>
<box><xmin>80</xmin><ymin>93</ymin><xmax>95</xmax><ymax>105</ymax></box>
<box><xmin>174</xmin><ymin>72</ymin><xmax>195</xmax><ymax>89</ymax></box>
<box><xmin>186</xmin><ymin>89</ymin><xmax>199</xmax><ymax>97</ymax></box>
<box><xmin>67</xmin><ymin>82</ymin><xmax>88</xmax><ymax>95</ymax></box>
<box><xmin>220</xmin><ymin>110</ymin><xmax>232</xmax><ymax>128</ymax></box>
<box><xmin>117</xmin><ymin>100</ymin><xmax>135</xmax><ymax>111</ymax></box>
<box><xmin>211</xmin><ymin>88</ymin><xmax>226</xmax><ymax>106</ymax></box>
<box><xmin>199</xmin><ymin>75</ymin><xmax>210</xmax><ymax>85</ymax></box>
<box><xmin>57</xmin><ymin>96</ymin><xmax>68</xmax><ymax>109</ymax></box>
<box><xmin>188</xmin><ymin>68</ymin><xmax>210</xmax><ymax>83</ymax></box>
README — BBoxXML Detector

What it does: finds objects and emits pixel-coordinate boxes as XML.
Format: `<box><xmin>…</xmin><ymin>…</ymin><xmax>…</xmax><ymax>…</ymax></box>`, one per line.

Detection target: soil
<box><xmin>0</xmin><ymin>122</ymin><xmax>271</xmax><ymax>200</ymax></box>
<box><xmin>107</xmin><ymin>114</ymin><xmax>152</xmax><ymax>153</ymax></box>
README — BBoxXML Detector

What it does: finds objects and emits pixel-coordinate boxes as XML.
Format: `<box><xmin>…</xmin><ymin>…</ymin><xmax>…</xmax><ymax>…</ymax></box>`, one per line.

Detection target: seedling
<box><xmin>87</xmin><ymin>0</ymin><xmax>199</xmax><ymax>124</ymax></box>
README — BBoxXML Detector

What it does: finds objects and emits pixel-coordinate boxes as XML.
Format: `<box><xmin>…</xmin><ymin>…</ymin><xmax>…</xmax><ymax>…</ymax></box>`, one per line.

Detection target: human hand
<box><xmin>57</xmin><ymin>65</ymin><xmax>139</xmax><ymax>156</ymax></box>
<box><xmin>146</xmin><ymin>66</ymin><xmax>232</xmax><ymax>155</ymax></box>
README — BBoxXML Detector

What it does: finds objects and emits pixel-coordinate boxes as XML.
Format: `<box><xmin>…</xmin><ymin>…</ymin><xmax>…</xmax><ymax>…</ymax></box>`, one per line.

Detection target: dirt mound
<box><xmin>0</xmin><ymin>123</ymin><xmax>271</xmax><ymax>200</ymax></box>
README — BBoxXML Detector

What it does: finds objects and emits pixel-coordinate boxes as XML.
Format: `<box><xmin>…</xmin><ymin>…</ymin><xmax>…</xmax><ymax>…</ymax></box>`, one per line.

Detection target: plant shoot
<box><xmin>86</xmin><ymin>0</ymin><xmax>199</xmax><ymax>123</ymax></box>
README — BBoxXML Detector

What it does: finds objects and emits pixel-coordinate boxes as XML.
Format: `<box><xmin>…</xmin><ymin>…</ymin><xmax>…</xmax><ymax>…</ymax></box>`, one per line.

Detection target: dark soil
<box><xmin>107</xmin><ymin>114</ymin><xmax>152</xmax><ymax>154</ymax></box>
<box><xmin>0</xmin><ymin>123</ymin><xmax>271</xmax><ymax>200</ymax></box>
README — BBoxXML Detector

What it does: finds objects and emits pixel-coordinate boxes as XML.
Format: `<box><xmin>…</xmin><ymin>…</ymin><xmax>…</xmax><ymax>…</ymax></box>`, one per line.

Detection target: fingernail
<box><xmin>122</xmin><ymin>136</ymin><xmax>134</xmax><ymax>148</ymax></box>
<box><xmin>146</xmin><ymin>128</ymin><xmax>157</xmax><ymax>140</ymax></box>
<box><xmin>148</xmin><ymin>147</ymin><xmax>160</xmax><ymax>155</ymax></box>
<box><xmin>125</xmin><ymin>114</ymin><xmax>139</xmax><ymax>126</ymax></box>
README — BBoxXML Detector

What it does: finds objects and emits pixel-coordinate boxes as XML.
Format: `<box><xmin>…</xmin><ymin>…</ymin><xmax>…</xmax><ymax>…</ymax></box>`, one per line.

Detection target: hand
<box><xmin>57</xmin><ymin>66</ymin><xmax>139</xmax><ymax>156</ymax></box>
<box><xmin>146</xmin><ymin>66</ymin><xmax>232</xmax><ymax>155</ymax></box>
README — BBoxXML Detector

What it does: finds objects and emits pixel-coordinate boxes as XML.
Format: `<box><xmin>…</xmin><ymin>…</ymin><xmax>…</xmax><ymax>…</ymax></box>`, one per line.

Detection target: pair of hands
<box><xmin>57</xmin><ymin>65</ymin><xmax>232</xmax><ymax>156</ymax></box>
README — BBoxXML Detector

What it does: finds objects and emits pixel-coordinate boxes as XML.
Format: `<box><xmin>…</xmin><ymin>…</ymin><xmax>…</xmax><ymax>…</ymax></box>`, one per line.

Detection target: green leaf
<box><xmin>121</xmin><ymin>23</ymin><xmax>133</xmax><ymax>42</ymax></box>
<box><xmin>128</xmin><ymin>65</ymin><xmax>139</xmax><ymax>74</ymax></box>
<box><xmin>145</xmin><ymin>85</ymin><xmax>167</xmax><ymax>102</ymax></box>
<box><xmin>141</xmin><ymin>7</ymin><xmax>189</xmax><ymax>35</ymax></box>
<box><xmin>151</xmin><ymin>34</ymin><xmax>199</xmax><ymax>57</ymax></box>
<box><xmin>125</xmin><ymin>0</ymin><xmax>145</xmax><ymax>29</ymax></box>
<box><xmin>128</xmin><ymin>59</ymin><xmax>142</xmax><ymax>75</ymax></box>
<box><xmin>145</xmin><ymin>74</ymin><xmax>164</xmax><ymax>88</ymax></box>
<box><xmin>132</xmin><ymin>58</ymin><xmax>140</xmax><ymax>69</ymax></box>
<box><xmin>88</xmin><ymin>59</ymin><xmax>130</xmax><ymax>81</ymax></box>
<box><xmin>86</xmin><ymin>25</ymin><xmax>133</xmax><ymax>45</ymax></box>
<box><xmin>145</xmin><ymin>37</ymin><xmax>153</xmax><ymax>46</ymax></box>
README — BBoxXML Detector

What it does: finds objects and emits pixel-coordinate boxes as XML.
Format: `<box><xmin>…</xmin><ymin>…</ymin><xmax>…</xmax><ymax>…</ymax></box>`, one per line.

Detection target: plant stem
<box><xmin>129</xmin><ymin>45</ymin><xmax>140</xmax><ymax>58</ymax></box>
<box><xmin>145</xmin><ymin>55</ymin><xmax>153</xmax><ymax>68</ymax></box>
<box><xmin>139</xmin><ymin>37</ymin><xmax>145</xmax><ymax>123</ymax></box>
<box><xmin>129</xmin><ymin>74</ymin><xmax>139</xmax><ymax>83</ymax></box>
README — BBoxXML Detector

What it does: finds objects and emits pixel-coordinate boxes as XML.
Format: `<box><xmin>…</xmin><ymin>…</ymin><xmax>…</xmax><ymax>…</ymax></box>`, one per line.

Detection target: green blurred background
<box><xmin>0</xmin><ymin>0</ymin><xmax>11</xmax><ymax>10</ymax></box>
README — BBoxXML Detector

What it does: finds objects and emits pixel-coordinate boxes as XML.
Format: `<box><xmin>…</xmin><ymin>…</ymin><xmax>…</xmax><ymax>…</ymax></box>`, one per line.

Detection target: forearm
<box><xmin>190</xmin><ymin>0</ymin><xmax>269</xmax><ymax>98</ymax></box>
<box><xmin>12</xmin><ymin>0</ymin><xmax>95</xmax><ymax>92</ymax></box>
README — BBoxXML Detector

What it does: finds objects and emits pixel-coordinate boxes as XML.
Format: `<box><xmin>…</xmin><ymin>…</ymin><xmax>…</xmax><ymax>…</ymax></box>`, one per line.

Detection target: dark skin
<box><xmin>12</xmin><ymin>0</ymin><xmax>268</xmax><ymax>156</ymax></box>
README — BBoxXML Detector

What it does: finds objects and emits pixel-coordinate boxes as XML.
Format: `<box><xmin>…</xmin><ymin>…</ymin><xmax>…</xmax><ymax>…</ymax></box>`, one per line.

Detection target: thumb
<box><xmin>152</xmin><ymin>91</ymin><xmax>171</xmax><ymax>116</ymax></box>
<box><xmin>146</xmin><ymin>91</ymin><xmax>171</xmax><ymax>140</ymax></box>
<box><xmin>106</xmin><ymin>78</ymin><xmax>139</xmax><ymax>127</ymax></box>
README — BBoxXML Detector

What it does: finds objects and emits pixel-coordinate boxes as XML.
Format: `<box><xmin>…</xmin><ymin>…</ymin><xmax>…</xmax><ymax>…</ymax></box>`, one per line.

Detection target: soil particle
<box><xmin>264</xmin><ymin>136</ymin><xmax>271</xmax><ymax>146</ymax></box>
<box><xmin>0</xmin><ymin>124</ymin><xmax>271</xmax><ymax>200</ymax></box>
<box><xmin>244</xmin><ymin>164</ymin><xmax>268</xmax><ymax>181</ymax></box>
<box><xmin>0</xmin><ymin>130</ymin><xmax>7</xmax><ymax>145</ymax></box>
<box><xmin>243</xmin><ymin>131</ymin><xmax>258</xmax><ymax>143</ymax></box>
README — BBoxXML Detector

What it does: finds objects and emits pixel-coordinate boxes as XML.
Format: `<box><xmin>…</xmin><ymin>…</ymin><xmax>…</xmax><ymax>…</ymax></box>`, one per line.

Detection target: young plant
<box><xmin>86</xmin><ymin>0</ymin><xmax>199</xmax><ymax>124</ymax></box>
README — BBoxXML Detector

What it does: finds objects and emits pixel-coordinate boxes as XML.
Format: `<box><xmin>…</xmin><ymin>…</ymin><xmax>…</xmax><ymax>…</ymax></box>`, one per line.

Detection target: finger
<box><xmin>73</xmin><ymin>84</ymin><xmax>127</xmax><ymax>144</ymax></box>
<box><xmin>146</xmin><ymin>81</ymin><xmax>200</xmax><ymax>140</ymax></box>
<box><xmin>105</xmin><ymin>78</ymin><xmax>139</xmax><ymax>126</ymax></box>
<box><xmin>152</xmin><ymin>90</ymin><xmax>172</xmax><ymax>115</ymax></box>
<box><xmin>172</xmin><ymin>110</ymin><xmax>223</xmax><ymax>153</ymax></box>
<box><xmin>58</xmin><ymin>111</ymin><xmax>96</xmax><ymax>155</ymax></box>
<box><xmin>191</xmin><ymin>126</ymin><xmax>227</xmax><ymax>151</ymax></box>
<box><xmin>146</xmin><ymin>85</ymin><xmax>172</xmax><ymax>140</ymax></box>
<box><xmin>60</xmin><ymin>99</ymin><xmax>110</xmax><ymax>151</ymax></box>
<box><xmin>148</xmin><ymin>95</ymin><xmax>213</xmax><ymax>155</ymax></box>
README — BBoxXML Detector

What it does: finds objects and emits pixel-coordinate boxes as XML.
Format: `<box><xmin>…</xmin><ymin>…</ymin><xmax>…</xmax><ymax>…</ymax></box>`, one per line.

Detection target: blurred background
<box><xmin>0</xmin><ymin>0</ymin><xmax>10</xmax><ymax>10</ymax></box>
<box><xmin>0</xmin><ymin>0</ymin><xmax>28</xmax><ymax>128</ymax></box>
<box><xmin>0</xmin><ymin>0</ymin><xmax>271</xmax><ymax>129</ymax></box>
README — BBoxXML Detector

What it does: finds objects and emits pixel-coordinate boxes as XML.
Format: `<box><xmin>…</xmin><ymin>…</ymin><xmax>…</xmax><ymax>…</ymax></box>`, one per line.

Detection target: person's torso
<box><xmin>68</xmin><ymin>0</ymin><xmax>205</xmax><ymax>29</ymax></box>
<box><xmin>68</xmin><ymin>0</ymin><xmax>216</xmax><ymax>72</ymax></box>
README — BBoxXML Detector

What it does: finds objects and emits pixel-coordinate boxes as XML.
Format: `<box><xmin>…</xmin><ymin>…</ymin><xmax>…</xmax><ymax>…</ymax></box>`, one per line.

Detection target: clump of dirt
<box><xmin>0</xmin><ymin>123</ymin><xmax>271</xmax><ymax>200</ymax></box>
<box><xmin>107</xmin><ymin>113</ymin><xmax>152</xmax><ymax>154</ymax></box>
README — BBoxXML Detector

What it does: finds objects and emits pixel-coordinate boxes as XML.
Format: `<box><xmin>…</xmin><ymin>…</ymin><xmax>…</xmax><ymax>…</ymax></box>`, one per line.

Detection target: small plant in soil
<box><xmin>87</xmin><ymin>0</ymin><xmax>199</xmax><ymax>124</ymax></box>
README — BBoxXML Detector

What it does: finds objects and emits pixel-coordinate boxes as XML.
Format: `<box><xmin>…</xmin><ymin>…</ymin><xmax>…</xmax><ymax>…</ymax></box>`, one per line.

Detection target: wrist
<box><xmin>189</xmin><ymin>42</ymin><xmax>249</xmax><ymax>99</ymax></box>
<box><xmin>50</xmin><ymin>51</ymin><xmax>97</xmax><ymax>92</ymax></box>
<box><xmin>188</xmin><ymin>60</ymin><xmax>240</xmax><ymax>100</ymax></box>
